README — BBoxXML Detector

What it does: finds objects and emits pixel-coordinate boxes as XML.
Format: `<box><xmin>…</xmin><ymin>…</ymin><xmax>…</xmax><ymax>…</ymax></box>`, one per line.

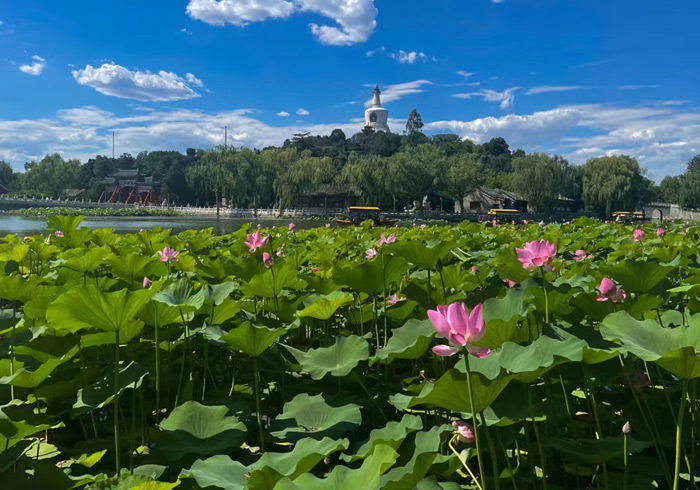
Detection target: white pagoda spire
<box><xmin>364</xmin><ymin>85</ymin><xmax>390</xmax><ymax>133</ymax></box>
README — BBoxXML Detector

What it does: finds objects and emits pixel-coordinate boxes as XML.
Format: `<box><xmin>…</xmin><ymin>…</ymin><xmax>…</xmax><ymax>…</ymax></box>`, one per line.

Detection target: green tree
<box><xmin>581</xmin><ymin>155</ymin><xmax>653</xmax><ymax>217</ymax></box>
<box><xmin>512</xmin><ymin>153</ymin><xmax>570</xmax><ymax>213</ymax></box>
<box><xmin>686</xmin><ymin>154</ymin><xmax>700</xmax><ymax>174</ymax></box>
<box><xmin>20</xmin><ymin>154</ymin><xmax>81</xmax><ymax>199</ymax></box>
<box><xmin>0</xmin><ymin>161</ymin><xmax>19</xmax><ymax>191</ymax></box>
<box><xmin>443</xmin><ymin>153</ymin><xmax>485</xmax><ymax>214</ymax></box>
<box><xmin>405</xmin><ymin>109</ymin><xmax>424</xmax><ymax>135</ymax></box>
<box><xmin>274</xmin><ymin>154</ymin><xmax>335</xmax><ymax>208</ymax></box>
<box><xmin>658</xmin><ymin>175</ymin><xmax>681</xmax><ymax>204</ymax></box>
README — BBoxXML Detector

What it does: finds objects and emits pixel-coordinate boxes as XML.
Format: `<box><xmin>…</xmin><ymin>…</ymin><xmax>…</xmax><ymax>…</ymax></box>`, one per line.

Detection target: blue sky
<box><xmin>1</xmin><ymin>0</ymin><xmax>699</xmax><ymax>179</ymax></box>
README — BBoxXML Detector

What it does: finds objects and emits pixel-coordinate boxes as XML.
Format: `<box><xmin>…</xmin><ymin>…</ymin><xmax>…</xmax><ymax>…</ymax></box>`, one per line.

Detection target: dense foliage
<box><xmin>0</xmin><ymin>216</ymin><xmax>698</xmax><ymax>489</ymax></box>
<box><xmin>0</xmin><ymin>113</ymin><xmax>668</xmax><ymax>215</ymax></box>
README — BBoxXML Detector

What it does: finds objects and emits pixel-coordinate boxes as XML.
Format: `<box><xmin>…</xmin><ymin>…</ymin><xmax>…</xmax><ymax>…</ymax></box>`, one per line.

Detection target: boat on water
<box><xmin>335</xmin><ymin>206</ymin><xmax>397</xmax><ymax>226</ymax></box>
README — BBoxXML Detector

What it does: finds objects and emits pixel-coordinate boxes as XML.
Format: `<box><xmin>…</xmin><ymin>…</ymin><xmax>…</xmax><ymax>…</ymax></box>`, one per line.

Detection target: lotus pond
<box><xmin>0</xmin><ymin>215</ymin><xmax>698</xmax><ymax>489</ymax></box>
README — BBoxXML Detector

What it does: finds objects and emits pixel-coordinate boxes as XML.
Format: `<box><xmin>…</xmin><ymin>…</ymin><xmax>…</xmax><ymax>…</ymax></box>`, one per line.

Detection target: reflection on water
<box><xmin>0</xmin><ymin>215</ymin><xmax>327</xmax><ymax>236</ymax></box>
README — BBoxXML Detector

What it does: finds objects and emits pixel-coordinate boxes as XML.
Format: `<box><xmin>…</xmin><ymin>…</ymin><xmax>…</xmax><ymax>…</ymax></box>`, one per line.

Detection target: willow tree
<box><xmin>582</xmin><ymin>155</ymin><xmax>654</xmax><ymax>217</ymax></box>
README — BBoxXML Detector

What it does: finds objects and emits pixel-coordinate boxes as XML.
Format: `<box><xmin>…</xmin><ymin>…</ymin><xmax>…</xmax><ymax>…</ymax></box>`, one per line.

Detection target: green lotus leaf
<box><xmin>220</xmin><ymin>322</ymin><xmax>286</xmax><ymax>357</ymax></box>
<box><xmin>0</xmin><ymin>244</ymin><xmax>29</xmax><ymax>264</ymax></box>
<box><xmin>0</xmin><ymin>345</ymin><xmax>78</xmax><ymax>388</ymax></box>
<box><xmin>202</xmin><ymin>282</ymin><xmax>237</xmax><ymax>305</ymax></box>
<box><xmin>248</xmin><ymin>437</ymin><xmax>349</xmax><ymax>490</ymax></box>
<box><xmin>601</xmin><ymin>311</ymin><xmax>700</xmax><ymax>379</ymax></box>
<box><xmin>274</xmin><ymin>443</ymin><xmax>398</xmax><ymax>490</ymax></box>
<box><xmin>107</xmin><ymin>253</ymin><xmax>153</xmax><ymax>282</ymax></box>
<box><xmin>345</xmin><ymin>414</ymin><xmax>423</xmax><ymax>462</ymax></box>
<box><xmin>153</xmin><ymin>279</ymin><xmax>206</xmax><ymax>310</ymax></box>
<box><xmin>240</xmin><ymin>265</ymin><xmax>304</xmax><ymax>298</ymax></box>
<box><xmin>271</xmin><ymin>393</ymin><xmax>362</xmax><ymax>442</ymax></box>
<box><xmin>333</xmin><ymin>255</ymin><xmax>408</xmax><ymax>295</ymax></box>
<box><xmin>158</xmin><ymin>401</ymin><xmax>247</xmax><ymax>460</ymax></box>
<box><xmin>181</xmin><ymin>455</ymin><xmax>249</xmax><ymax>490</ymax></box>
<box><xmin>390</xmin><ymin>368</ymin><xmax>510</xmax><ymax>413</ymax></box>
<box><xmin>0</xmin><ymin>401</ymin><xmax>53</xmax><ymax>454</ymax></box>
<box><xmin>86</xmin><ymin>475</ymin><xmax>178</xmax><ymax>490</ymax></box>
<box><xmin>389</xmin><ymin>239</ymin><xmax>456</xmax><ymax>270</ymax></box>
<box><xmin>467</xmin><ymin>336</ymin><xmax>588</xmax><ymax>381</ymax></box>
<box><xmin>601</xmin><ymin>259</ymin><xmax>677</xmax><ymax>294</ymax></box>
<box><xmin>57</xmin><ymin>247</ymin><xmax>108</xmax><ymax>274</ymax></box>
<box><xmin>381</xmin><ymin>425</ymin><xmax>452</xmax><ymax>490</ymax></box>
<box><xmin>372</xmin><ymin>319</ymin><xmax>436</xmax><ymax>365</ymax></box>
<box><xmin>297</xmin><ymin>291</ymin><xmax>352</xmax><ymax>320</ymax></box>
<box><xmin>0</xmin><ymin>274</ymin><xmax>43</xmax><ymax>303</ymax></box>
<box><xmin>46</xmin><ymin>215</ymin><xmax>84</xmax><ymax>232</ymax></box>
<box><xmin>299</xmin><ymin>335</ymin><xmax>369</xmax><ymax>380</ymax></box>
<box><xmin>480</xmin><ymin>287</ymin><xmax>535</xmax><ymax>348</ymax></box>
<box><xmin>47</xmin><ymin>286</ymin><xmax>154</xmax><ymax>333</ymax></box>
<box><xmin>209</xmin><ymin>298</ymin><xmax>242</xmax><ymax>325</ymax></box>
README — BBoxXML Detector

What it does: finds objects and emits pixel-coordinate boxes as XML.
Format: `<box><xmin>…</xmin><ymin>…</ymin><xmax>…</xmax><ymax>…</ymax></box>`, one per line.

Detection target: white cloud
<box><xmin>19</xmin><ymin>55</ymin><xmax>46</xmax><ymax>76</ymax></box>
<box><xmin>300</xmin><ymin>0</ymin><xmax>378</xmax><ymax>45</ymax></box>
<box><xmin>453</xmin><ymin>87</ymin><xmax>519</xmax><ymax>110</ymax></box>
<box><xmin>427</xmin><ymin>108</ymin><xmax>581</xmax><ymax>147</ymax></box>
<box><xmin>186</xmin><ymin>0</ymin><xmax>377</xmax><ymax>45</ymax></box>
<box><xmin>180</xmin><ymin>27</ymin><xmax>193</xmax><ymax>35</ymax></box>
<box><xmin>277</xmin><ymin>111</ymin><xmax>290</xmax><ymax>117</ymax></box>
<box><xmin>296</xmin><ymin>108</ymin><xmax>310</xmax><ymax>116</ymax></box>
<box><xmin>71</xmin><ymin>63</ymin><xmax>202</xmax><ymax>102</ymax></box>
<box><xmin>526</xmin><ymin>85</ymin><xmax>583</xmax><ymax>95</ymax></box>
<box><xmin>490</xmin><ymin>0</ymin><xmax>505</xmax><ymax>3</ymax></box>
<box><xmin>391</xmin><ymin>50</ymin><xmax>429</xmax><ymax>64</ymax></box>
<box><xmin>662</xmin><ymin>100</ymin><xmax>689</xmax><ymax>106</ymax></box>
<box><xmin>364</xmin><ymin>80</ymin><xmax>432</xmax><ymax>107</ymax></box>
<box><xmin>457</xmin><ymin>71</ymin><xmax>474</xmax><ymax>78</ymax></box>
<box><xmin>618</xmin><ymin>84</ymin><xmax>657</xmax><ymax>90</ymax></box>
<box><xmin>366</xmin><ymin>46</ymin><xmax>385</xmax><ymax>57</ymax></box>
<box><xmin>185</xmin><ymin>0</ymin><xmax>295</xmax><ymax>26</ymax></box>
<box><xmin>185</xmin><ymin>73</ymin><xmax>204</xmax><ymax>87</ymax></box>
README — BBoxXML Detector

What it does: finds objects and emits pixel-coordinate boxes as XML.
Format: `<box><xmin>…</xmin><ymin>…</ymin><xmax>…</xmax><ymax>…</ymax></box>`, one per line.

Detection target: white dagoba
<box><xmin>364</xmin><ymin>85</ymin><xmax>390</xmax><ymax>133</ymax></box>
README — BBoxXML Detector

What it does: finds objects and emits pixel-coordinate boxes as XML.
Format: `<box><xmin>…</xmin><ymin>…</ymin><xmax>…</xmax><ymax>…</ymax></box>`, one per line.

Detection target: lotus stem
<box><xmin>479</xmin><ymin>411</ymin><xmax>501</xmax><ymax>490</ymax></box>
<box><xmin>539</xmin><ymin>268</ymin><xmax>549</xmax><ymax>327</ymax></box>
<box><xmin>352</xmin><ymin>370</ymin><xmax>388</xmax><ymax>423</ymax></box>
<box><xmin>449</xmin><ymin>434</ymin><xmax>484</xmax><ymax>490</ymax></box>
<box><xmin>253</xmin><ymin>356</ymin><xmax>266</xmax><ymax>452</ymax></box>
<box><xmin>381</xmin><ymin>253</ymin><xmax>388</xmax><ymax>347</ymax></box>
<box><xmin>673</xmin><ymin>380</ymin><xmax>689</xmax><ymax>490</ymax></box>
<box><xmin>465</xmin><ymin>355</ymin><xmax>488</xmax><ymax>490</ymax></box>
<box><xmin>153</xmin><ymin>304</ymin><xmax>160</xmax><ymax>424</ymax></box>
<box><xmin>623</xmin><ymin>431</ymin><xmax>628</xmax><ymax>490</ymax></box>
<box><xmin>528</xmin><ymin>387</ymin><xmax>546</xmax><ymax>490</ymax></box>
<box><xmin>583</xmin><ymin>366</ymin><xmax>608</xmax><ymax>489</ymax></box>
<box><xmin>114</xmin><ymin>330</ymin><xmax>121</xmax><ymax>474</ymax></box>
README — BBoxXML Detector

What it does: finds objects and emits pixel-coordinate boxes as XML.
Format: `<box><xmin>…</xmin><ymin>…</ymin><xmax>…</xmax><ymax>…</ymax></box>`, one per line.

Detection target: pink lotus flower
<box><xmin>244</xmin><ymin>231</ymin><xmax>269</xmax><ymax>253</ymax></box>
<box><xmin>633</xmin><ymin>229</ymin><xmax>645</xmax><ymax>242</ymax></box>
<box><xmin>23</xmin><ymin>236</ymin><xmax>30</xmax><ymax>243</ymax></box>
<box><xmin>365</xmin><ymin>248</ymin><xmax>378</xmax><ymax>260</ymax></box>
<box><xmin>503</xmin><ymin>278</ymin><xmax>517</xmax><ymax>288</ymax></box>
<box><xmin>289</xmin><ymin>222</ymin><xmax>296</xmax><ymax>232</ymax></box>
<box><xmin>597</xmin><ymin>277</ymin><xmax>626</xmax><ymax>302</ymax></box>
<box><xmin>622</xmin><ymin>421</ymin><xmax>631</xmax><ymax>434</ymax></box>
<box><xmin>657</xmin><ymin>228</ymin><xmax>665</xmax><ymax>238</ymax></box>
<box><xmin>412</xmin><ymin>223</ymin><xmax>417</xmax><ymax>227</ymax></box>
<box><xmin>310</xmin><ymin>267</ymin><xmax>319</xmax><ymax>273</ymax></box>
<box><xmin>522</xmin><ymin>220</ymin><xmax>529</xmax><ymax>225</ymax></box>
<box><xmin>325</xmin><ymin>223</ymin><xmax>331</xmax><ymax>228</ymax></box>
<box><xmin>387</xmin><ymin>294</ymin><xmax>406</xmax><ymax>305</ymax></box>
<box><xmin>573</xmin><ymin>249</ymin><xmax>592</xmax><ymax>261</ymax></box>
<box><xmin>377</xmin><ymin>232</ymin><xmax>397</xmax><ymax>247</ymax></box>
<box><xmin>54</xmin><ymin>230</ymin><xmax>64</xmax><ymax>238</ymax></box>
<box><xmin>263</xmin><ymin>252</ymin><xmax>274</xmax><ymax>268</ymax></box>
<box><xmin>371</xmin><ymin>221</ymin><xmax>376</xmax><ymax>228</ymax></box>
<box><xmin>143</xmin><ymin>277</ymin><xmax>152</xmax><ymax>289</ymax></box>
<box><xmin>428</xmin><ymin>302</ymin><xmax>490</xmax><ymax>358</ymax></box>
<box><xmin>276</xmin><ymin>250</ymin><xmax>283</xmax><ymax>257</ymax></box>
<box><xmin>420</xmin><ymin>224</ymin><xmax>427</xmax><ymax>229</ymax></box>
<box><xmin>471</xmin><ymin>266</ymin><xmax>479</xmax><ymax>274</ymax></box>
<box><xmin>452</xmin><ymin>421</ymin><xmax>475</xmax><ymax>444</ymax></box>
<box><xmin>516</xmin><ymin>240</ymin><xmax>557</xmax><ymax>271</ymax></box>
<box><xmin>158</xmin><ymin>247</ymin><xmax>179</xmax><ymax>263</ymax></box>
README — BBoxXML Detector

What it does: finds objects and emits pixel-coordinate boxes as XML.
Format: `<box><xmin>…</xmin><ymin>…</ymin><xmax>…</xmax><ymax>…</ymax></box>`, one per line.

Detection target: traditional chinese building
<box><xmin>99</xmin><ymin>169</ymin><xmax>159</xmax><ymax>204</ymax></box>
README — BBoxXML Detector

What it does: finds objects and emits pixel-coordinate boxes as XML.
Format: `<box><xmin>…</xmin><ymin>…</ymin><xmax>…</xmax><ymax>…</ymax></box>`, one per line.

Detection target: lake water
<box><xmin>0</xmin><ymin>215</ymin><xmax>328</xmax><ymax>236</ymax></box>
